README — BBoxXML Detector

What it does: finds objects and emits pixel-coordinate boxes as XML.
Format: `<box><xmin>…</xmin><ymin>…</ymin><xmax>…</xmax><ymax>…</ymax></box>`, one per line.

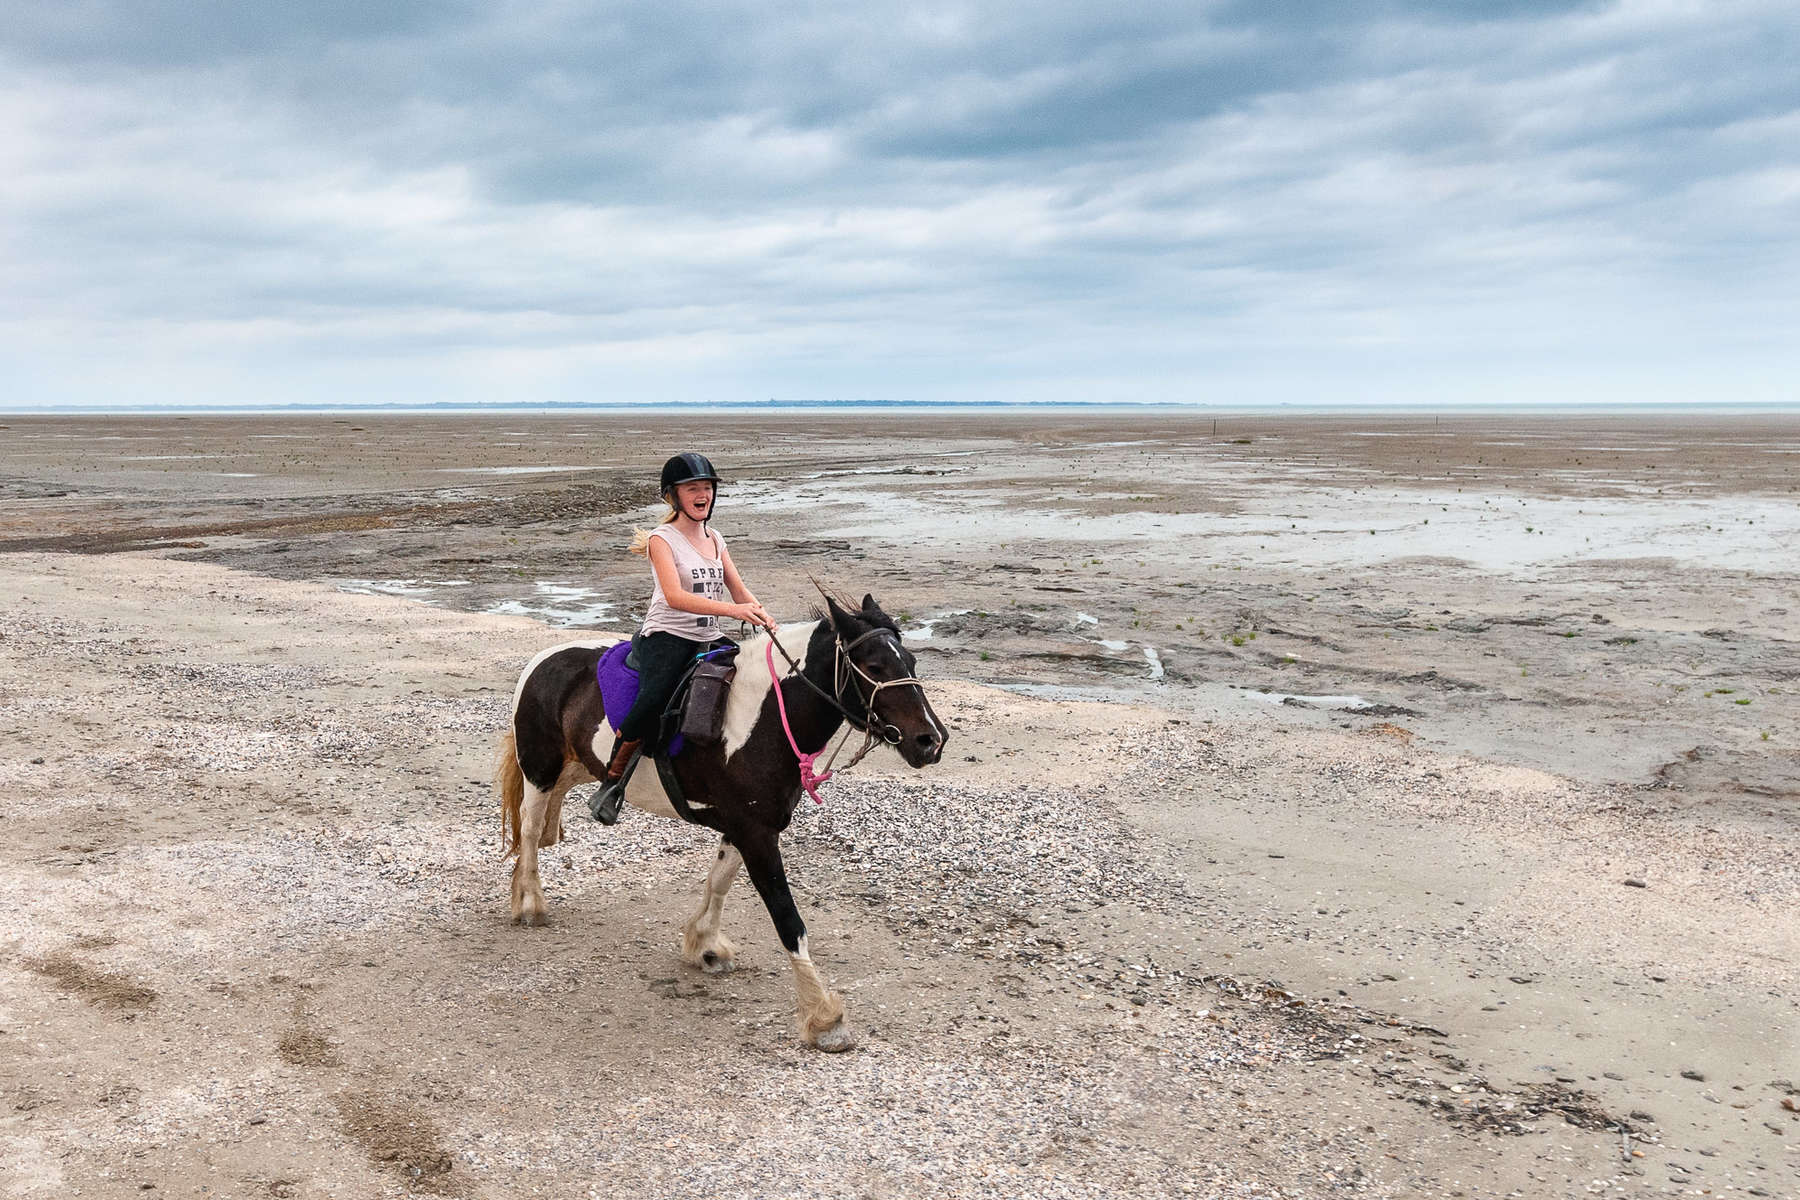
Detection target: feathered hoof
<box><xmin>512</xmin><ymin>906</ymin><xmax>548</xmax><ymax>927</ymax></box>
<box><xmin>809</xmin><ymin>1021</ymin><xmax>857</xmax><ymax>1053</ymax></box>
<box><xmin>697</xmin><ymin>948</ymin><xmax>736</xmax><ymax>974</ymax></box>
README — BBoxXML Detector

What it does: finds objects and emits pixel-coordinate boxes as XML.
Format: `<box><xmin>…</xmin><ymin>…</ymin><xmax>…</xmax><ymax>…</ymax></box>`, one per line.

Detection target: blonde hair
<box><xmin>628</xmin><ymin>504</ymin><xmax>679</xmax><ymax>556</ymax></box>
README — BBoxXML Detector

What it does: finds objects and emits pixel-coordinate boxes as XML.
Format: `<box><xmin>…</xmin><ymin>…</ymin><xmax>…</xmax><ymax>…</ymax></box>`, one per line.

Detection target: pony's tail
<box><xmin>628</xmin><ymin>506</ymin><xmax>679</xmax><ymax>556</ymax></box>
<box><xmin>496</xmin><ymin>728</ymin><xmax>525</xmax><ymax>858</ymax></box>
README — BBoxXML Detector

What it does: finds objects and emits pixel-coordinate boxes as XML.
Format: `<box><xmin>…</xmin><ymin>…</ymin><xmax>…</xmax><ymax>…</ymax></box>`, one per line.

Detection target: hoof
<box><xmin>811</xmin><ymin>1022</ymin><xmax>857</xmax><ymax>1053</ymax></box>
<box><xmin>514</xmin><ymin>909</ymin><xmax>548</xmax><ymax>928</ymax></box>
<box><xmin>698</xmin><ymin>949</ymin><xmax>736</xmax><ymax>975</ymax></box>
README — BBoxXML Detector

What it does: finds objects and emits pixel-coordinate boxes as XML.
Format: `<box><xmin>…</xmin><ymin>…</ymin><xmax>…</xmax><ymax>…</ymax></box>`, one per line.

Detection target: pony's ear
<box><xmin>859</xmin><ymin>593</ymin><xmax>898</xmax><ymax>630</ymax></box>
<box><xmin>823</xmin><ymin>593</ymin><xmax>856</xmax><ymax>632</ymax></box>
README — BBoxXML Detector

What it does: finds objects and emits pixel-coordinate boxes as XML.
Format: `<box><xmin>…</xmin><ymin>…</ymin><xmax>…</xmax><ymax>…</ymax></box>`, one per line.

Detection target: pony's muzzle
<box><xmin>910</xmin><ymin>729</ymin><xmax>945</xmax><ymax>765</ymax></box>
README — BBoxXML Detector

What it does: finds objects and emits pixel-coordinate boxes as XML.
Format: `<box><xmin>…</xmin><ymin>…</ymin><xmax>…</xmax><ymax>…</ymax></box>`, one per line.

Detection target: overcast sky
<box><xmin>3</xmin><ymin>1</ymin><xmax>1796</xmax><ymax>409</ymax></box>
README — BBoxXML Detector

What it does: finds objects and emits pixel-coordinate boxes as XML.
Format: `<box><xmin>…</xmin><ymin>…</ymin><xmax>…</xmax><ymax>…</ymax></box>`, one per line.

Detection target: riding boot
<box><xmin>589</xmin><ymin>738</ymin><xmax>642</xmax><ymax>825</ymax></box>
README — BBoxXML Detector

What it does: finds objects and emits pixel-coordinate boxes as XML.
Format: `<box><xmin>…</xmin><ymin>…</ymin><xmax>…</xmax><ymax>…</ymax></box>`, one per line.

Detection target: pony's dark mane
<box><xmin>808</xmin><ymin>580</ymin><xmax>901</xmax><ymax>635</ymax></box>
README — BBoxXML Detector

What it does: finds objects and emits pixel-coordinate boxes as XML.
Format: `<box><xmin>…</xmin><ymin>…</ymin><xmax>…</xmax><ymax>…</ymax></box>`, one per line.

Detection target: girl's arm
<box><xmin>648</xmin><ymin>538</ymin><xmax>773</xmax><ymax>628</ymax></box>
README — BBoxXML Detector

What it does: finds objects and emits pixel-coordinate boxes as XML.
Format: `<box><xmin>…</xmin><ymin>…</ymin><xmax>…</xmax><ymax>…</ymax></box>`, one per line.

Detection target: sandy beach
<box><xmin>2</xmin><ymin>410</ymin><xmax>1796</xmax><ymax>1198</ymax></box>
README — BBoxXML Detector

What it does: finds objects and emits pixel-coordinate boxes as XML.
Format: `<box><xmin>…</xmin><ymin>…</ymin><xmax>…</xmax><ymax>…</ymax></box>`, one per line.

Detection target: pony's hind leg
<box><xmin>682</xmin><ymin>839</ymin><xmax>743</xmax><ymax>974</ymax></box>
<box><xmin>512</xmin><ymin>761</ymin><xmax>584</xmax><ymax>926</ymax></box>
<box><xmin>511</xmin><ymin>778</ymin><xmax>555</xmax><ymax>926</ymax></box>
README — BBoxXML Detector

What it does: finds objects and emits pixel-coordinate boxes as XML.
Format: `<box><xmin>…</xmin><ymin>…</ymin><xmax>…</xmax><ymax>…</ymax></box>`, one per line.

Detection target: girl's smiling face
<box><xmin>673</xmin><ymin>479</ymin><xmax>715</xmax><ymax>521</ymax></box>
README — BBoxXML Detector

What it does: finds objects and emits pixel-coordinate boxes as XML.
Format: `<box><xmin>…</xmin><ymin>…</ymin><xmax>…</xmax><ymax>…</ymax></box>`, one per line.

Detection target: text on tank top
<box><xmin>641</xmin><ymin>523</ymin><xmax>728</xmax><ymax>640</ymax></box>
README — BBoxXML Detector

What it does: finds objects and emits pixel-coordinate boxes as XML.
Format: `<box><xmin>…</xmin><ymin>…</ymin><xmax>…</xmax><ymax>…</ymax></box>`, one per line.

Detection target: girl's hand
<box><xmin>733</xmin><ymin>602</ymin><xmax>775</xmax><ymax>630</ymax></box>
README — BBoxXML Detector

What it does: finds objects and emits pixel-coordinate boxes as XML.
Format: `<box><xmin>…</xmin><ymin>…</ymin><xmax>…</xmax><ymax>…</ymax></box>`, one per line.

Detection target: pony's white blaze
<box><xmin>921</xmin><ymin>693</ymin><xmax>948</xmax><ymax>748</ymax></box>
<box><xmin>511</xmin><ymin>637</ymin><xmax>618</xmax><ymax>711</ymax></box>
<box><xmin>722</xmin><ymin>621</ymin><xmax>817</xmax><ymax>760</ymax></box>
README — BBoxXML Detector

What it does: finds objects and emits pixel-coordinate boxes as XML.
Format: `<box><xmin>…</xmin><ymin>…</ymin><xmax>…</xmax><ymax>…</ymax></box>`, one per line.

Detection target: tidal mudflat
<box><xmin>2</xmin><ymin>409</ymin><xmax>1795</xmax><ymax>1197</ymax></box>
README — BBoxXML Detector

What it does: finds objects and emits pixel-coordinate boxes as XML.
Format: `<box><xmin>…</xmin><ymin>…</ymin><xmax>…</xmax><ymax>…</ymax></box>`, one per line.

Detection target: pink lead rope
<box><xmin>767</xmin><ymin>639</ymin><xmax>832</xmax><ymax>804</ymax></box>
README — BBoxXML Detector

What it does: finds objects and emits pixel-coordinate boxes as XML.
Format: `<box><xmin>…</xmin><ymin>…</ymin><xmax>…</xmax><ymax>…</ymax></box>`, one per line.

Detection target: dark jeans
<box><xmin>619</xmin><ymin>632</ymin><xmax>731</xmax><ymax>744</ymax></box>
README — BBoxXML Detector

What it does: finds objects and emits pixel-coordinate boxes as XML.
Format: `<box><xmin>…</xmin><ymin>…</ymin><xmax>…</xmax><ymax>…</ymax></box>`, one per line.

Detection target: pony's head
<box><xmin>822</xmin><ymin>592</ymin><xmax>947</xmax><ymax>768</ymax></box>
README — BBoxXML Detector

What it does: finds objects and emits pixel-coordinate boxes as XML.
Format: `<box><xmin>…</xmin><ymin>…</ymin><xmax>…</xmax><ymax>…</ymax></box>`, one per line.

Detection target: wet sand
<box><xmin>2</xmin><ymin>409</ymin><xmax>1797</xmax><ymax>1197</ymax></box>
<box><xmin>6</xmin><ymin>410</ymin><xmax>1796</xmax><ymax>797</ymax></box>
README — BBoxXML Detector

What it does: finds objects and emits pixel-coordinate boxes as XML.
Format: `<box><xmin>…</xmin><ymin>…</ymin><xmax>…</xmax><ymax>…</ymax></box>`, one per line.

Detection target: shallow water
<box><xmin>482</xmin><ymin>582</ymin><xmax>618</xmax><ymax>627</ymax></box>
<box><xmin>730</xmin><ymin>474</ymin><xmax>1799</xmax><ymax>575</ymax></box>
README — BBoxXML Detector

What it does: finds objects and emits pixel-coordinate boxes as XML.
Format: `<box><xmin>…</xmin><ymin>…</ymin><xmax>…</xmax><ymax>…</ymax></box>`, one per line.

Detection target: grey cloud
<box><xmin>0</xmin><ymin>0</ymin><xmax>477</xmax><ymax>66</ymax></box>
<box><xmin>1</xmin><ymin>0</ymin><xmax>1795</xmax><ymax>408</ymax></box>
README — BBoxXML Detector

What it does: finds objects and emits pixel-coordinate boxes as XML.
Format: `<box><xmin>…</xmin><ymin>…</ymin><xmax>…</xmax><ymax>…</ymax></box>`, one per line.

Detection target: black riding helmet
<box><xmin>660</xmin><ymin>451</ymin><xmax>722</xmax><ymax>497</ymax></box>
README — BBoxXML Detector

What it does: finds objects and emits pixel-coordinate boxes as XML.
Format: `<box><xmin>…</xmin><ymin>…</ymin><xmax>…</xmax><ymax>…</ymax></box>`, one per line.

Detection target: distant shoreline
<box><xmin>5</xmin><ymin>399</ymin><xmax>1798</xmax><ymax>417</ymax></box>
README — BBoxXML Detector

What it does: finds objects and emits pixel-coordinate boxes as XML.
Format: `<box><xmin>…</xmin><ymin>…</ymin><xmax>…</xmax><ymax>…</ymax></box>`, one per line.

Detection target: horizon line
<box><xmin>5</xmin><ymin>398</ymin><xmax>1797</xmax><ymax>417</ymax></box>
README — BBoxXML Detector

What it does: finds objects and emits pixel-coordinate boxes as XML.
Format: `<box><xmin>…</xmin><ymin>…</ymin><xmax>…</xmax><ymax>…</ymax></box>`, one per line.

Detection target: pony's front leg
<box><xmin>737</xmin><ymin>827</ymin><xmax>853</xmax><ymax>1052</ymax></box>
<box><xmin>682</xmin><ymin>839</ymin><xmax>742</xmax><ymax>974</ymax></box>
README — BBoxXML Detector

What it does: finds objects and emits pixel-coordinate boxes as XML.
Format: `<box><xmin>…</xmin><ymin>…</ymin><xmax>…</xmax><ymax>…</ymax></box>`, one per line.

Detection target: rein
<box><xmin>763</xmin><ymin>625</ymin><xmax>923</xmax><ymax>805</ymax></box>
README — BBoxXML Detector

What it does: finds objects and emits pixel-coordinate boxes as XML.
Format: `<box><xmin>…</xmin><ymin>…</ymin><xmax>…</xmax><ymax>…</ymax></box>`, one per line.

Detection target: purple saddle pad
<box><xmin>595</xmin><ymin>641</ymin><xmax>684</xmax><ymax>756</ymax></box>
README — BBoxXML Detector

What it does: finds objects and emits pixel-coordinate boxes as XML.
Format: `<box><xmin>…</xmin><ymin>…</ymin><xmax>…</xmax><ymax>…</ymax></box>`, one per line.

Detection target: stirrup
<box><xmin>588</xmin><ymin>778</ymin><xmax>626</xmax><ymax>825</ymax></box>
<box><xmin>588</xmin><ymin>747</ymin><xmax>643</xmax><ymax>825</ymax></box>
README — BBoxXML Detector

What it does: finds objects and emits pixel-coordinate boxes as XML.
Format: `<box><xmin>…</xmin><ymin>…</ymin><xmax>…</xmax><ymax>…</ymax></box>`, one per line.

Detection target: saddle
<box><xmin>594</xmin><ymin>639</ymin><xmax>739</xmax><ymax>756</ymax></box>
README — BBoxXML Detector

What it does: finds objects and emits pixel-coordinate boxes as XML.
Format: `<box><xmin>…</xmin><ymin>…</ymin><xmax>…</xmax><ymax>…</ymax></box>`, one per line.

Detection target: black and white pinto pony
<box><xmin>495</xmin><ymin>593</ymin><xmax>946</xmax><ymax>1051</ymax></box>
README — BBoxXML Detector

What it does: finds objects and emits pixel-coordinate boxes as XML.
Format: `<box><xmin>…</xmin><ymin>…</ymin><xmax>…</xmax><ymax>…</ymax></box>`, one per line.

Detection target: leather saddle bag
<box><xmin>678</xmin><ymin>656</ymin><xmax>736</xmax><ymax>746</ymax></box>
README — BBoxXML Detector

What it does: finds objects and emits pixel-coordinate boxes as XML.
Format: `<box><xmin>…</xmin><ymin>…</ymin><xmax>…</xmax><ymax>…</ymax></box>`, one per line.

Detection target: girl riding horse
<box><xmin>589</xmin><ymin>452</ymin><xmax>775</xmax><ymax>824</ymax></box>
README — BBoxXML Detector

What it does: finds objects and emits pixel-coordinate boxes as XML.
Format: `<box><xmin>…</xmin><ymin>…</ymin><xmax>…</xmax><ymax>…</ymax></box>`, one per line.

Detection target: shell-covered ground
<box><xmin>3</xmin><ymin>551</ymin><xmax>1795</xmax><ymax>1199</ymax></box>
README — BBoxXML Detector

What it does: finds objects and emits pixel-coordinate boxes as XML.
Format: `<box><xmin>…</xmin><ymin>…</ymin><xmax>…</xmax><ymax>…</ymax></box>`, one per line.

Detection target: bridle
<box><xmin>764</xmin><ymin>623</ymin><xmax>925</xmax><ymax>804</ymax></box>
<box><xmin>833</xmin><ymin>627</ymin><xmax>928</xmax><ymax>743</ymax></box>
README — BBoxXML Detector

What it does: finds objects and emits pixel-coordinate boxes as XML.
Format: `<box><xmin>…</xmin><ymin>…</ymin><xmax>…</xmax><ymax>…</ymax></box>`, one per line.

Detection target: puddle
<box><xmin>483</xmin><ymin>581</ymin><xmax>618</xmax><ymax>627</ymax></box>
<box><xmin>902</xmin><ymin>609</ymin><xmax>971</xmax><ymax>641</ymax></box>
<box><xmin>1243</xmin><ymin>690</ymin><xmax>1373</xmax><ymax>710</ymax></box>
<box><xmin>336</xmin><ymin>579</ymin><xmax>472</xmax><ymax>601</ymax></box>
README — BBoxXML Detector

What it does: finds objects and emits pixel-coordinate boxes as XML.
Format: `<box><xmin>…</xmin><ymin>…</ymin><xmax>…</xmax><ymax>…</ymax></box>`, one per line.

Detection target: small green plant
<box><xmin>1562</xmin><ymin>631</ymin><xmax>1578</xmax><ymax>638</ymax></box>
<box><xmin>1735</xmin><ymin>698</ymin><xmax>1751</xmax><ymax>705</ymax></box>
<box><xmin>1231</xmin><ymin>635</ymin><xmax>1245</xmax><ymax>647</ymax></box>
<box><xmin>978</xmin><ymin>651</ymin><xmax>991</xmax><ymax>662</ymax></box>
<box><xmin>1520</xmin><ymin>667</ymin><xmax>1528</xmax><ymax>677</ymax></box>
<box><xmin>1763</xmin><ymin>731</ymin><xmax>1772</xmax><ymax>741</ymax></box>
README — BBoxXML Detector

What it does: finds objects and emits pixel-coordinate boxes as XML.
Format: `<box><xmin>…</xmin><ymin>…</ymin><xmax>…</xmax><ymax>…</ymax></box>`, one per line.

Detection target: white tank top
<box><xmin>640</xmin><ymin>523</ymin><xmax>729</xmax><ymax>641</ymax></box>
